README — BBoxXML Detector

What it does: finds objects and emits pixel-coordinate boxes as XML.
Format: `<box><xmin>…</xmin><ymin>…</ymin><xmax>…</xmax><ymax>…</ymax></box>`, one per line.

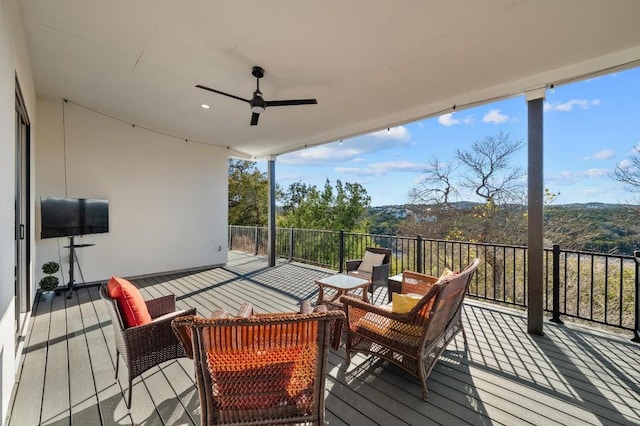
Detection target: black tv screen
<box><xmin>41</xmin><ymin>197</ymin><xmax>109</xmax><ymax>239</ymax></box>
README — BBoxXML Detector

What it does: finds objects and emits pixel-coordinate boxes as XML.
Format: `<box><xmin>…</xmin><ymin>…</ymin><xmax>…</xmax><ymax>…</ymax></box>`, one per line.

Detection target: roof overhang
<box><xmin>19</xmin><ymin>0</ymin><xmax>640</xmax><ymax>159</ymax></box>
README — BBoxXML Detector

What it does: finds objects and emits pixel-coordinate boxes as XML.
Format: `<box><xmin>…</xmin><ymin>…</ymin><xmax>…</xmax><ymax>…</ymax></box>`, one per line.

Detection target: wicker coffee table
<box><xmin>316</xmin><ymin>274</ymin><xmax>371</xmax><ymax>309</ymax></box>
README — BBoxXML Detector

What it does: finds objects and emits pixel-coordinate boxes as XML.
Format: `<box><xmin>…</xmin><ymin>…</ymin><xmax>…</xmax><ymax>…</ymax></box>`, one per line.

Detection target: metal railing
<box><xmin>228</xmin><ymin>225</ymin><xmax>640</xmax><ymax>341</ymax></box>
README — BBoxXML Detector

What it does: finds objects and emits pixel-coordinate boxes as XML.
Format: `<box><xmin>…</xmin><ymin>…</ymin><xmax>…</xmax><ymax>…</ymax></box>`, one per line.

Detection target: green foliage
<box><xmin>39</xmin><ymin>261</ymin><xmax>60</xmax><ymax>291</ymax></box>
<box><xmin>42</xmin><ymin>261</ymin><xmax>59</xmax><ymax>275</ymax></box>
<box><xmin>278</xmin><ymin>179</ymin><xmax>371</xmax><ymax>231</ymax></box>
<box><xmin>39</xmin><ymin>276</ymin><xmax>59</xmax><ymax>291</ymax></box>
<box><xmin>228</xmin><ymin>159</ymin><xmax>269</xmax><ymax>226</ymax></box>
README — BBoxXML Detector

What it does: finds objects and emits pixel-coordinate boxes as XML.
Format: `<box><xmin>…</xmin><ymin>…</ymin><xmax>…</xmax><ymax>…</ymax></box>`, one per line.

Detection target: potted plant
<box><xmin>39</xmin><ymin>261</ymin><xmax>60</xmax><ymax>300</ymax></box>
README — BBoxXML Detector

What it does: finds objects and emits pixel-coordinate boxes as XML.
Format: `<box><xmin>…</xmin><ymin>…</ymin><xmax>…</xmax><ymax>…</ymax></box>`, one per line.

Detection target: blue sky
<box><xmin>268</xmin><ymin>66</ymin><xmax>640</xmax><ymax>207</ymax></box>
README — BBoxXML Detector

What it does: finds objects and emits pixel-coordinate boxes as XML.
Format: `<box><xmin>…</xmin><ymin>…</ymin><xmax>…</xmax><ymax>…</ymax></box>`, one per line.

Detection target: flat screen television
<box><xmin>41</xmin><ymin>197</ymin><xmax>109</xmax><ymax>239</ymax></box>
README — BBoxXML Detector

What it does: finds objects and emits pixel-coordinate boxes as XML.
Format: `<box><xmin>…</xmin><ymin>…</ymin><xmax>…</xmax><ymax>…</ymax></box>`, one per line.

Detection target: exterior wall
<box><xmin>35</xmin><ymin>99</ymin><xmax>229</xmax><ymax>282</ymax></box>
<box><xmin>0</xmin><ymin>0</ymin><xmax>37</xmax><ymax>421</ymax></box>
<box><xmin>5</xmin><ymin>2</ymin><xmax>229</xmax><ymax>421</ymax></box>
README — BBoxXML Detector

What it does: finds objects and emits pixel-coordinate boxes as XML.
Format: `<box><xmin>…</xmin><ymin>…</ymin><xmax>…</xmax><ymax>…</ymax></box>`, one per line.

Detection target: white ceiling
<box><xmin>19</xmin><ymin>0</ymin><xmax>640</xmax><ymax>159</ymax></box>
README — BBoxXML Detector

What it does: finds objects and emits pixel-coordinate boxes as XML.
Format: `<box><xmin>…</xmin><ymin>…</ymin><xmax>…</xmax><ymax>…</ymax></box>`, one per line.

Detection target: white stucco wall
<box><xmin>0</xmin><ymin>0</ymin><xmax>37</xmax><ymax>421</ymax></box>
<box><xmin>35</xmin><ymin>99</ymin><xmax>229</xmax><ymax>282</ymax></box>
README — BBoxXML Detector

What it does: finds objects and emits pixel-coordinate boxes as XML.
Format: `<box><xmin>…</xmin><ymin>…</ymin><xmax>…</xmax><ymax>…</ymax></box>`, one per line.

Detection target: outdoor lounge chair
<box><xmin>172</xmin><ymin>302</ymin><xmax>345</xmax><ymax>426</ymax></box>
<box><xmin>345</xmin><ymin>247</ymin><xmax>392</xmax><ymax>293</ymax></box>
<box><xmin>100</xmin><ymin>282</ymin><xmax>196</xmax><ymax>408</ymax></box>
<box><xmin>341</xmin><ymin>258</ymin><xmax>480</xmax><ymax>400</ymax></box>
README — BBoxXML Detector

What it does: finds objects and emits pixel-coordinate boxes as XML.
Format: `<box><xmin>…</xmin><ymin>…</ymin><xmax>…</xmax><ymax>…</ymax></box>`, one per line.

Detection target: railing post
<box><xmin>254</xmin><ymin>225</ymin><xmax>259</xmax><ymax>255</ymax></box>
<box><xmin>633</xmin><ymin>251</ymin><xmax>640</xmax><ymax>342</ymax></box>
<box><xmin>339</xmin><ymin>230</ymin><xmax>345</xmax><ymax>273</ymax></box>
<box><xmin>416</xmin><ymin>234</ymin><xmax>423</xmax><ymax>274</ymax></box>
<box><xmin>550</xmin><ymin>244</ymin><xmax>563</xmax><ymax>324</ymax></box>
<box><xmin>289</xmin><ymin>226</ymin><xmax>294</xmax><ymax>261</ymax></box>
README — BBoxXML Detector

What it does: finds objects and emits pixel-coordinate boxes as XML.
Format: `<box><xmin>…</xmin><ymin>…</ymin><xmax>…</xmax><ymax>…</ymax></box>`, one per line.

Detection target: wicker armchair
<box><xmin>172</xmin><ymin>304</ymin><xmax>345</xmax><ymax>426</ymax></box>
<box><xmin>99</xmin><ymin>285</ymin><xmax>196</xmax><ymax>408</ymax></box>
<box><xmin>345</xmin><ymin>247</ymin><xmax>392</xmax><ymax>293</ymax></box>
<box><xmin>341</xmin><ymin>258</ymin><xmax>480</xmax><ymax>400</ymax></box>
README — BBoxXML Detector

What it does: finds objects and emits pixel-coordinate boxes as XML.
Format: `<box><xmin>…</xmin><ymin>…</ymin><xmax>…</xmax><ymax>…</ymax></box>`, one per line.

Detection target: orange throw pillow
<box><xmin>107</xmin><ymin>276</ymin><xmax>152</xmax><ymax>328</ymax></box>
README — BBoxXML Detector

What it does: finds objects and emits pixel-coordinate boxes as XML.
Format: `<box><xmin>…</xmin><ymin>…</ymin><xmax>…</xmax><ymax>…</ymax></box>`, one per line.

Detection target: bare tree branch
<box><xmin>409</xmin><ymin>156</ymin><xmax>459</xmax><ymax>205</ymax></box>
<box><xmin>613</xmin><ymin>148</ymin><xmax>640</xmax><ymax>192</ymax></box>
<box><xmin>455</xmin><ymin>131</ymin><xmax>525</xmax><ymax>204</ymax></box>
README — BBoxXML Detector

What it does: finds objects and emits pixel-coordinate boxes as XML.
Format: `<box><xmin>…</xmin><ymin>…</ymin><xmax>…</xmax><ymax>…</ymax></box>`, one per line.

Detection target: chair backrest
<box><xmin>99</xmin><ymin>285</ymin><xmax>126</xmax><ymax>331</ymax></box>
<box><xmin>172</xmin><ymin>309</ymin><xmax>345</xmax><ymax>426</ymax></box>
<box><xmin>365</xmin><ymin>247</ymin><xmax>392</xmax><ymax>264</ymax></box>
<box><xmin>423</xmin><ymin>258</ymin><xmax>480</xmax><ymax>342</ymax></box>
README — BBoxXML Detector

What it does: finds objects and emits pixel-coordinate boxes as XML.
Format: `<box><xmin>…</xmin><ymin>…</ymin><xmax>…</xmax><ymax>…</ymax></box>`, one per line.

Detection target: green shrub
<box><xmin>40</xmin><ymin>261</ymin><xmax>60</xmax><ymax>291</ymax></box>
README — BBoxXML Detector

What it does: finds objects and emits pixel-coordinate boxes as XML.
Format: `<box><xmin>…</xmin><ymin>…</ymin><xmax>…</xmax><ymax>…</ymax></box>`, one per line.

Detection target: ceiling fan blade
<box><xmin>250</xmin><ymin>112</ymin><xmax>260</xmax><ymax>126</ymax></box>
<box><xmin>195</xmin><ymin>85</ymin><xmax>251</xmax><ymax>104</ymax></box>
<box><xmin>265</xmin><ymin>98</ymin><xmax>318</xmax><ymax>107</ymax></box>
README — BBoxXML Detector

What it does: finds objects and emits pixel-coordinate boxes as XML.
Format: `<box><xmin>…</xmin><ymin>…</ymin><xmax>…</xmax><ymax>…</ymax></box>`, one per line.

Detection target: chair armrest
<box><xmin>171</xmin><ymin>313</ymin><xmax>198</xmax><ymax>359</ymax></box>
<box><xmin>346</xmin><ymin>259</ymin><xmax>362</xmax><ymax>272</ymax></box>
<box><xmin>371</xmin><ymin>263</ymin><xmax>390</xmax><ymax>284</ymax></box>
<box><xmin>125</xmin><ymin>307</ymin><xmax>196</xmax><ymax>358</ymax></box>
<box><xmin>146</xmin><ymin>295</ymin><xmax>176</xmax><ymax>318</ymax></box>
<box><xmin>300</xmin><ymin>300</ymin><xmax>312</xmax><ymax>314</ymax></box>
<box><xmin>236</xmin><ymin>301</ymin><xmax>254</xmax><ymax>318</ymax></box>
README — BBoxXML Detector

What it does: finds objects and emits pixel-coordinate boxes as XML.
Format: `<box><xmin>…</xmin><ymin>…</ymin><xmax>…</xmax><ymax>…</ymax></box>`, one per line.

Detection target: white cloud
<box><xmin>547</xmin><ymin>167</ymin><xmax>612</xmax><ymax>185</ymax></box>
<box><xmin>543</xmin><ymin>98</ymin><xmax>601</xmax><ymax>112</ymax></box>
<box><xmin>583</xmin><ymin>168</ymin><xmax>609</xmax><ymax>177</ymax></box>
<box><xmin>482</xmin><ymin>109</ymin><xmax>509</xmax><ymax>124</ymax></box>
<box><xmin>336</xmin><ymin>161</ymin><xmax>423</xmax><ymax>176</ymax></box>
<box><xmin>438</xmin><ymin>113</ymin><xmax>473</xmax><ymax>127</ymax></box>
<box><xmin>371</xmin><ymin>126</ymin><xmax>410</xmax><ymax>140</ymax></box>
<box><xmin>438</xmin><ymin>113</ymin><xmax>459</xmax><ymax>127</ymax></box>
<box><xmin>583</xmin><ymin>149</ymin><xmax>615</xmax><ymax>161</ymax></box>
<box><xmin>279</xmin><ymin>126</ymin><xmax>412</xmax><ymax>166</ymax></box>
<box><xmin>618</xmin><ymin>159</ymin><xmax>633</xmax><ymax>169</ymax></box>
<box><xmin>280</xmin><ymin>146</ymin><xmax>361</xmax><ymax>165</ymax></box>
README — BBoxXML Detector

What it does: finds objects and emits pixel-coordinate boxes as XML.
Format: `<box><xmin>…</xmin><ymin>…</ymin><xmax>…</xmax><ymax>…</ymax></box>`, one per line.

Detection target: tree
<box><xmin>228</xmin><ymin>159</ymin><xmax>268</xmax><ymax>226</ymax></box>
<box><xmin>409</xmin><ymin>156</ymin><xmax>458</xmax><ymax>205</ymax></box>
<box><xmin>455</xmin><ymin>131</ymin><xmax>525</xmax><ymax>205</ymax></box>
<box><xmin>408</xmin><ymin>132</ymin><xmax>527</xmax><ymax>244</ymax></box>
<box><xmin>613</xmin><ymin>146</ymin><xmax>640</xmax><ymax>193</ymax></box>
<box><xmin>278</xmin><ymin>179</ymin><xmax>371</xmax><ymax>231</ymax></box>
<box><xmin>407</xmin><ymin>132</ymin><xmax>527</xmax><ymax>300</ymax></box>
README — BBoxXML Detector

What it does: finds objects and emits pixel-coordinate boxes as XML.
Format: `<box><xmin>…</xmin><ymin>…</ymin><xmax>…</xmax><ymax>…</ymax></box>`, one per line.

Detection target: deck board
<box><xmin>8</xmin><ymin>251</ymin><xmax>640</xmax><ymax>425</ymax></box>
<box><xmin>66</xmin><ymin>289</ymin><xmax>102</xmax><ymax>425</ymax></box>
<box><xmin>40</xmin><ymin>290</ymin><xmax>71</xmax><ymax>424</ymax></box>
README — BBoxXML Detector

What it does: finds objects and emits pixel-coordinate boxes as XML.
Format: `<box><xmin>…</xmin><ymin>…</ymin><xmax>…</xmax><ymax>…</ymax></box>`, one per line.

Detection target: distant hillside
<box><xmin>366</xmin><ymin>203</ymin><xmax>640</xmax><ymax>255</ymax></box>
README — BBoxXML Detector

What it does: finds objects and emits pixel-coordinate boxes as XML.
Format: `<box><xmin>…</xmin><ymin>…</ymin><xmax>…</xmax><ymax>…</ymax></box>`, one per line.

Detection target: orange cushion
<box><xmin>207</xmin><ymin>347</ymin><xmax>310</xmax><ymax>410</ymax></box>
<box><xmin>107</xmin><ymin>276</ymin><xmax>152</xmax><ymax>327</ymax></box>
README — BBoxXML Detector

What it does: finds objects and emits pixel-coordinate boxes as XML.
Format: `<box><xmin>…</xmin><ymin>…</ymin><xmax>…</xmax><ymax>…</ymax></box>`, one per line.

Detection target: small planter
<box><xmin>39</xmin><ymin>261</ymin><xmax>60</xmax><ymax>299</ymax></box>
<box><xmin>41</xmin><ymin>291</ymin><xmax>54</xmax><ymax>301</ymax></box>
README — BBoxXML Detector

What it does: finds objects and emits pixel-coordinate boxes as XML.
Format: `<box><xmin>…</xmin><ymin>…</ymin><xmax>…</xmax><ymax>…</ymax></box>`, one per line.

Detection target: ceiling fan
<box><xmin>196</xmin><ymin>66</ymin><xmax>318</xmax><ymax>126</ymax></box>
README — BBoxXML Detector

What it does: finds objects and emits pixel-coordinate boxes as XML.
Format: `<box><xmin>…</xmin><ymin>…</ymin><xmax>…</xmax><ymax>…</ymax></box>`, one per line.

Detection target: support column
<box><xmin>526</xmin><ymin>88</ymin><xmax>545</xmax><ymax>335</ymax></box>
<box><xmin>267</xmin><ymin>155</ymin><xmax>276</xmax><ymax>267</ymax></box>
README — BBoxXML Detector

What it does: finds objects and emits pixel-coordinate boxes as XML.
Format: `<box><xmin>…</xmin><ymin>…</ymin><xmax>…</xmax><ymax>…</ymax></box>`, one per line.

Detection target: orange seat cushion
<box><xmin>207</xmin><ymin>347</ymin><xmax>314</xmax><ymax>411</ymax></box>
<box><xmin>107</xmin><ymin>276</ymin><xmax>152</xmax><ymax>327</ymax></box>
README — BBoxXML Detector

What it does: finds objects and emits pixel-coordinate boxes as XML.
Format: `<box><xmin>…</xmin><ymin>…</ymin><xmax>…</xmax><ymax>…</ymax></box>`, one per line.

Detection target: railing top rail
<box><xmin>546</xmin><ymin>246</ymin><xmax>634</xmax><ymax>260</ymax></box>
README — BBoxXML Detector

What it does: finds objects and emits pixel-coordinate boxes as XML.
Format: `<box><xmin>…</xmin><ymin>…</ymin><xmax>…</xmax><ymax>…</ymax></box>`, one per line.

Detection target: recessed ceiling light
<box><xmin>200</xmin><ymin>104</ymin><xmax>210</xmax><ymax>109</ymax></box>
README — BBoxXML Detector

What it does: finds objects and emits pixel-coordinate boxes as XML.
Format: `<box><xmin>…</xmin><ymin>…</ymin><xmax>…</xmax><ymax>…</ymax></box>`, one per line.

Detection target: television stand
<box><xmin>63</xmin><ymin>236</ymin><xmax>95</xmax><ymax>299</ymax></box>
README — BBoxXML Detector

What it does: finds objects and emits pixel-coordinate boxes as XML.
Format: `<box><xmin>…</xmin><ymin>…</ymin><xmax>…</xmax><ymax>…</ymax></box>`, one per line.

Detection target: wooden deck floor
<box><xmin>8</xmin><ymin>252</ymin><xmax>640</xmax><ymax>425</ymax></box>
